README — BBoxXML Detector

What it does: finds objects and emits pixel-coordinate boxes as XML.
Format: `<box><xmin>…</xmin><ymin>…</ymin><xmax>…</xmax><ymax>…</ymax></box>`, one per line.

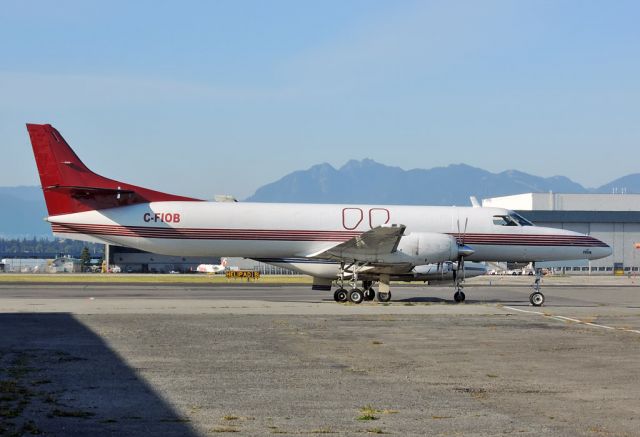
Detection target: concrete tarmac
<box><xmin>0</xmin><ymin>278</ymin><xmax>639</xmax><ymax>436</ymax></box>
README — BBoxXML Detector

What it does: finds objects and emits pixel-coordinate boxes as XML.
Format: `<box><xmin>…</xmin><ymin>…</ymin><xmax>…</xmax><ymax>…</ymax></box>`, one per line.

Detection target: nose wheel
<box><xmin>529</xmin><ymin>291</ymin><xmax>545</xmax><ymax>306</ymax></box>
<box><xmin>454</xmin><ymin>290</ymin><xmax>466</xmax><ymax>303</ymax></box>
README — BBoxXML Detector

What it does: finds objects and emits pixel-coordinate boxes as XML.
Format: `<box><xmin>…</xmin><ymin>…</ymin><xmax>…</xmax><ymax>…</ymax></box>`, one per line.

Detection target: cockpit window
<box><xmin>493</xmin><ymin>212</ymin><xmax>534</xmax><ymax>227</ymax></box>
<box><xmin>493</xmin><ymin>215</ymin><xmax>518</xmax><ymax>226</ymax></box>
<box><xmin>509</xmin><ymin>212</ymin><xmax>534</xmax><ymax>226</ymax></box>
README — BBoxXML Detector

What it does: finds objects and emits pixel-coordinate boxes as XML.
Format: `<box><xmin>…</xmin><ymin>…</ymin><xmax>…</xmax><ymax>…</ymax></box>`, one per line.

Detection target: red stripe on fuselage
<box><xmin>50</xmin><ymin>223</ymin><xmax>608</xmax><ymax>247</ymax></box>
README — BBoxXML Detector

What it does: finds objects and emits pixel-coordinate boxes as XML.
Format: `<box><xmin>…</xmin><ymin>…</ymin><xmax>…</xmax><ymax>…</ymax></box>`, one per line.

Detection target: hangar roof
<box><xmin>482</xmin><ymin>193</ymin><xmax>640</xmax><ymax>212</ymax></box>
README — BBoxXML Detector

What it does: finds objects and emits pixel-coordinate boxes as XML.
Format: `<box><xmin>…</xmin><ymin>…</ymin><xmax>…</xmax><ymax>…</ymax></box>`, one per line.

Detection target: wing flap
<box><xmin>309</xmin><ymin>224</ymin><xmax>406</xmax><ymax>262</ymax></box>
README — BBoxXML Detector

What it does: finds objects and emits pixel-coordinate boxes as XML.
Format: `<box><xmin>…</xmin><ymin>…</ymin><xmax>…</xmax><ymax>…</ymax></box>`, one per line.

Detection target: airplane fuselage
<box><xmin>48</xmin><ymin>202</ymin><xmax>610</xmax><ymax>263</ymax></box>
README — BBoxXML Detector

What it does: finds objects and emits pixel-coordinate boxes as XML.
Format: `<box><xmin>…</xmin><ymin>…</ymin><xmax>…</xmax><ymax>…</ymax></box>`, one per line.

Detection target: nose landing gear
<box><xmin>529</xmin><ymin>264</ymin><xmax>545</xmax><ymax>306</ymax></box>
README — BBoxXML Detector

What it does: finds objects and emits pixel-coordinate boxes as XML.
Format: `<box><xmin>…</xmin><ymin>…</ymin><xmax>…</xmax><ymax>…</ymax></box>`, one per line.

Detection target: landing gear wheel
<box><xmin>363</xmin><ymin>288</ymin><xmax>375</xmax><ymax>301</ymax></box>
<box><xmin>348</xmin><ymin>288</ymin><xmax>364</xmax><ymax>304</ymax></box>
<box><xmin>376</xmin><ymin>291</ymin><xmax>392</xmax><ymax>303</ymax></box>
<box><xmin>454</xmin><ymin>290</ymin><xmax>466</xmax><ymax>303</ymax></box>
<box><xmin>334</xmin><ymin>288</ymin><xmax>348</xmax><ymax>303</ymax></box>
<box><xmin>529</xmin><ymin>292</ymin><xmax>545</xmax><ymax>307</ymax></box>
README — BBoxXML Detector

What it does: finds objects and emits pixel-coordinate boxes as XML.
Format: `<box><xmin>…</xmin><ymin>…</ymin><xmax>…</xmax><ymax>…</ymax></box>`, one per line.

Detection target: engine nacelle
<box><xmin>391</xmin><ymin>232</ymin><xmax>461</xmax><ymax>264</ymax></box>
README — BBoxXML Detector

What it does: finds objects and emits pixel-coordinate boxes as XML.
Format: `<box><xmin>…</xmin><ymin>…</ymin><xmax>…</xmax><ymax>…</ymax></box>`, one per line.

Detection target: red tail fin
<box><xmin>27</xmin><ymin>124</ymin><xmax>201</xmax><ymax>216</ymax></box>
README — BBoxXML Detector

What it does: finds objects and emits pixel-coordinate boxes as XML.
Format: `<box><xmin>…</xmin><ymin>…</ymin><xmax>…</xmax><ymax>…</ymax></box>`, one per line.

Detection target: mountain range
<box><xmin>246</xmin><ymin>159</ymin><xmax>640</xmax><ymax>204</ymax></box>
<box><xmin>2</xmin><ymin>160</ymin><xmax>640</xmax><ymax>237</ymax></box>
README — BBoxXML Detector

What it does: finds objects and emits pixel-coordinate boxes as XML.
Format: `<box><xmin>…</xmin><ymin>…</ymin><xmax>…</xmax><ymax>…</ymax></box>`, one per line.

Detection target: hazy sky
<box><xmin>1</xmin><ymin>1</ymin><xmax>639</xmax><ymax>199</ymax></box>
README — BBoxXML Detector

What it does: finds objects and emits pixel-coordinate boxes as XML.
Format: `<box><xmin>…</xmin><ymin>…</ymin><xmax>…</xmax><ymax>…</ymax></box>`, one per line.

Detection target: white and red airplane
<box><xmin>27</xmin><ymin>124</ymin><xmax>611</xmax><ymax>306</ymax></box>
<box><xmin>196</xmin><ymin>258</ymin><xmax>229</xmax><ymax>274</ymax></box>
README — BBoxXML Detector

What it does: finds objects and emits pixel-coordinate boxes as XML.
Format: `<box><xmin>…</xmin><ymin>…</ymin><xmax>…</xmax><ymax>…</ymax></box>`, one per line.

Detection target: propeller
<box><xmin>454</xmin><ymin>217</ymin><xmax>474</xmax><ymax>284</ymax></box>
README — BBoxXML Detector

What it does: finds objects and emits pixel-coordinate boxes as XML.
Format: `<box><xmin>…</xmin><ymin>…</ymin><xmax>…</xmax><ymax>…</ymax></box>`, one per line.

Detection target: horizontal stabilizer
<box><xmin>46</xmin><ymin>185</ymin><xmax>136</xmax><ymax>198</ymax></box>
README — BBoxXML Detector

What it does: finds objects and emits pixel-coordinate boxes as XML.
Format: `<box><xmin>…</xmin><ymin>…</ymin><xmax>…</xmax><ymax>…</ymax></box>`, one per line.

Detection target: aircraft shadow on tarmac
<box><xmin>319</xmin><ymin>297</ymin><xmax>515</xmax><ymax>304</ymax></box>
<box><xmin>0</xmin><ymin>313</ymin><xmax>199</xmax><ymax>437</ymax></box>
<box><xmin>397</xmin><ymin>297</ymin><xmax>507</xmax><ymax>304</ymax></box>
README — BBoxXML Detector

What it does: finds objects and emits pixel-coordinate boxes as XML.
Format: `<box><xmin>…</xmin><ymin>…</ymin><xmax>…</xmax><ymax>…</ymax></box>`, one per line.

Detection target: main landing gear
<box><xmin>333</xmin><ymin>262</ymin><xmax>365</xmax><ymax>304</ymax></box>
<box><xmin>333</xmin><ymin>287</ymin><xmax>366</xmax><ymax>303</ymax></box>
<box><xmin>332</xmin><ymin>265</ymin><xmax>392</xmax><ymax>304</ymax></box>
<box><xmin>529</xmin><ymin>263</ymin><xmax>545</xmax><ymax>306</ymax></box>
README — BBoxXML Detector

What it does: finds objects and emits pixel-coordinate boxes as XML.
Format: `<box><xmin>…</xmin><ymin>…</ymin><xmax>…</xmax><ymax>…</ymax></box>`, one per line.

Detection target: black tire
<box><xmin>363</xmin><ymin>288</ymin><xmax>375</xmax><ymax>301</ymax></box>
<box><xmin>348</xmin><ymin>288</ymin><xmax>364</xmax><ymax>304</ymax></box>
<box><xmin>530</xmin><ymin>292</ymin><xmax>545</xmax><ymax>307</ymax></box>
<box><xmin>335</xmin><ymin>288</ymin><xmax>348</xmax><ymax>303</ymax></box>
<box><xmin>454</xmin><ymin>290</ymin><xmax>466</xmax><ymax>303</ymax></box>
<box><xmin>376</xmin><ymin>291</ymin><xmax>392</xmax><ymax>302</ymax></box>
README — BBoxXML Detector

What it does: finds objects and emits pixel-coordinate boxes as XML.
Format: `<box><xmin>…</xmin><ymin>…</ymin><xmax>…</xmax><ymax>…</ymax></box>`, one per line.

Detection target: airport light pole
<box><xmin>104</xmin><ymin>243</ymin><xmax>110</xmax><ymax>273</ymax></box>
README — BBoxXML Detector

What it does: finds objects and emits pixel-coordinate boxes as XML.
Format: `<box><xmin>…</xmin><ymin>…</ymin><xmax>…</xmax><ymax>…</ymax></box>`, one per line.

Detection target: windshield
<box><xmin>509</xmin><ymin>212</ymin><xmax>534</xmax><ymax>226</ymax></box>
<box><xmin>492</xmin><ymin>212</ymin><xmax>534</xmax><ymax>227</ymax></box>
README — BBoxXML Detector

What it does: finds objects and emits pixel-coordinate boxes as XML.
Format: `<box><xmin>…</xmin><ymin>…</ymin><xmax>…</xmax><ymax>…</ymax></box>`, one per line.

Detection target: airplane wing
<box><xmin>309</xmin><ymin>224</ymin><xmax>406</xmax><ymax>262</ymax></box>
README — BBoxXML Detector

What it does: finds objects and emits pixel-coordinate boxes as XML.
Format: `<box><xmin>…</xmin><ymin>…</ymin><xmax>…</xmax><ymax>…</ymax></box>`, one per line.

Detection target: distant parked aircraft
<box><xmin>196</xmin><ymin>258</ymin><xmax>228</xmax><ymax>274</ymax></box>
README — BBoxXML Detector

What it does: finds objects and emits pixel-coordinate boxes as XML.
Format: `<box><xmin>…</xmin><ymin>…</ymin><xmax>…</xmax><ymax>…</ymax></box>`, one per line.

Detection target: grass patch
<box><xmin>358</xmin><ymin>405</ymin><xmax>380</xmax><ymax>421</ymax></box>
<box><xmin>211</xmin><ymin>426</ymin><xmax>240</xmax><ymax>433</ymax></box>
<box><xmin>366</xmin><ymin>428</ymin><xmax>388</xmax><ymax>434</ymax></box>
<box><xmin>0</xmin><ymin>407</ymin><xmax>22</xmax><ymax>418</ymax></box>
<box><xmin>357</xmin><ymin>405</ymin><xmax>397</xmax><ymax>421</ymax></box>
<box><xmin>486</xmin><ymin>374</ymin><xmax>498</xmax><ymax>378</ymax></box>
<box><xmin>455</xmin><ymin>387</ymin><xmax>488</xmax><ymax>400</ymax></box>
<box><xmin>0</xmin><ymin>273</ymin><xmax>313</xmax><ymax>285</ymax></box>
<box><xmin>309</xmin><ymin>427</ymin><xmax>336</xmax><ymax>434</ymax></box>
<box><xmin>222</xmin><ymin>414</ymin><xmax>239</xmax><ymax>421</ymax></box>
<box><xmin>371</xmin><ymin>341</ymin><xmax>383</xmax><ymax>345</ymax></box>
<box><xmin>0</xmin><ymin>380</ymin><xmax>20</xmax><ymax>394</ymax></box>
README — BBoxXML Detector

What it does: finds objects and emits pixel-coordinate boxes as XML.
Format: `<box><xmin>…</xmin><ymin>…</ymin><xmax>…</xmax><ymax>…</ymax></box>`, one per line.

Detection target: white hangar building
<box><xmin>482</xmin><ymin>193</ymin><xmax>640</xmax><ymax>274</ymax></box>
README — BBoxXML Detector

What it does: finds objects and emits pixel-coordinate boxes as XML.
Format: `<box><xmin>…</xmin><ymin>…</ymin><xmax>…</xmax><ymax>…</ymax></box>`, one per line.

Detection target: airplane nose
<box><xmin>586</xmin><ymin>238</ymin><xmax>612</xmax><ymax>260</ymax></box>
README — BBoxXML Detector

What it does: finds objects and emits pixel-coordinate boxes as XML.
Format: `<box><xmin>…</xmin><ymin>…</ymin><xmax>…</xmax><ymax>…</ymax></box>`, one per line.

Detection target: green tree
<box><xmin>80</xmin><ymin>246</ymin><xmax>91</xmax><ymax>272</ymax></box>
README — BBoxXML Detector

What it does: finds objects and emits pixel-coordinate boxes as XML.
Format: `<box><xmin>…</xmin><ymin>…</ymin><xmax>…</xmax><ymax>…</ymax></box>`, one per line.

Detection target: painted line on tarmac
<box><xmin>503</xmin><ymin>306</ymin><xmax>640</xmax><ymax>335</ymax></box>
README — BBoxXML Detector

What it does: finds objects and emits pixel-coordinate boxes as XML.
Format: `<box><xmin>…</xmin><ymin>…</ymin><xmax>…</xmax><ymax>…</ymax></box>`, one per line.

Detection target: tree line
<box><xmin>0</xmin><ymin>237</ymin><xmax>104</xmax><ymax>258</ymax></box>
